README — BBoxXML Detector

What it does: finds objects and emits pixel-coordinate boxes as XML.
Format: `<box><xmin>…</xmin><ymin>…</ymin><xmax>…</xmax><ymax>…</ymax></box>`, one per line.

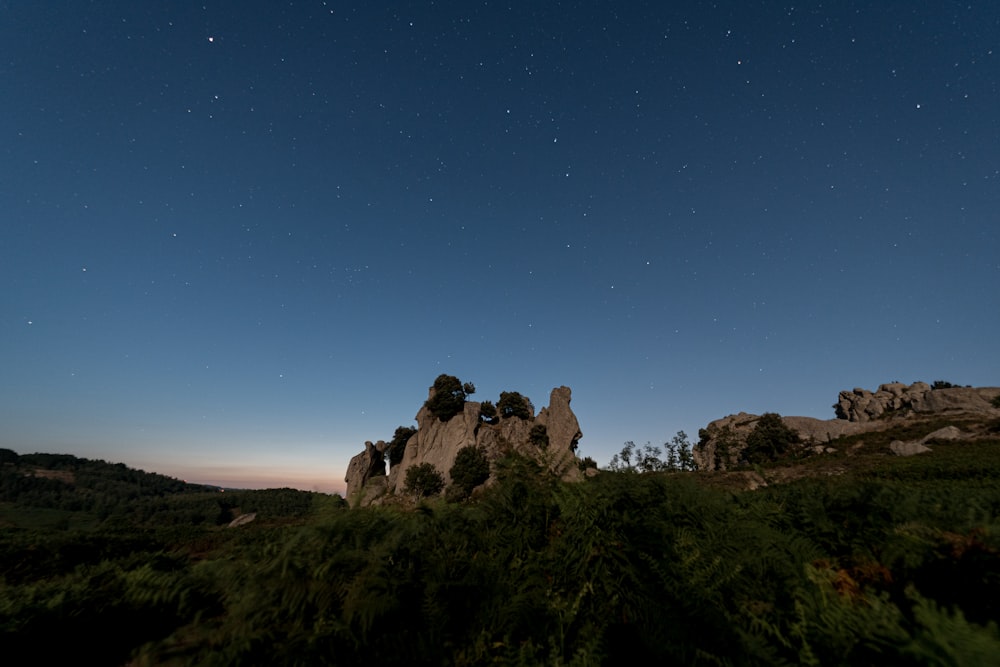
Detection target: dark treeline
<box><xmin>2</xmin><ymin>441</ymin><xmax>1000</xmax><ymax>664</ymax></box>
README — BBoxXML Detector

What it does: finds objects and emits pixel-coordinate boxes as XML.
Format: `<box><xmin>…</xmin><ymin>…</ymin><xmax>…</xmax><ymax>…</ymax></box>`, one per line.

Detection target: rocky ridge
<box><xmin>694</xmin><ymin>382</ymin><xmax>1000</xmax><ymax>471</ymax></box>
<box><xmin>345</xmin><ymin>385</ymin><xmax>582</xmax><ymax>507</ymax></box>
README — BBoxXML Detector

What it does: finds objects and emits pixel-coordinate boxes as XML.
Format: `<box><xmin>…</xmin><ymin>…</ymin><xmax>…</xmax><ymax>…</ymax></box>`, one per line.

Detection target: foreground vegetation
<box><xmin>2</xmin><ymin>430</ymin><xmax>1000</xmax><ymax>665</ymax></box>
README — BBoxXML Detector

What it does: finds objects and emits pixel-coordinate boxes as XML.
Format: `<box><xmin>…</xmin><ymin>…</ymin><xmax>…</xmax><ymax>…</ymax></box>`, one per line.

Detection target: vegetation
<box><xmin>931</xmin><ymin>380</ymin><xmax>958</xmax><ymax>389</ymax></box>
<box><xmin>449</xmin><ymin>446</ymin><xmax>491</xmax><ymax>496</ymax></box>
<box><xmin>497</xmin><ymin>391</ymin><xmax>532</xmax><ymax>420</ymax></box>
<box><xmin>424</xmin><ymin>374</ymin><xmax>470</xmax><ymax>421</ymax></box>
<box><xmin>528</xmin><ymin>424</ymin><xmax>549</xmax><ymax>448</ymax></box>
<box><xmin>606</xmin><ymin>432</ymin><xmax>696</xmax><ymax>472</ymax></box>
<box><xmin>743</xmin><ymin>412</ymin><xmax>802</xmax><ymax>464</ymax></box>
<box><xmin>479</xmin><ymin>400</ymin><xmax>498</xmax><ymax>424</ymax></box>
<box><xmin>387</xmin><ymin>426</ymin><xmax>417</xmax><ymax>468</ymax></box>
<box><xmin>403</xmin><ymin>462</ymin><xmax>445</xmax><ymax>497</ymax></box>
<box><xmin>4</xmin><ymin>419</ymin><xmax>1000</xmax><ymax>665</ymax></box>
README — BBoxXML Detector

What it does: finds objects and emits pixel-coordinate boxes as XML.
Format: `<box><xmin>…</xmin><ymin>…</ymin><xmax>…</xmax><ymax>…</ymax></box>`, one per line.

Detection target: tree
<box><xmin>404</xmin><ymin>463</ymin><xmax>445</xmax><ymax>497</ymax></box>
<box><xmin>425</xmin><ymin>374</ymin><xmax>469</xmax><ymax>421</ymax></box>
<box><xmin>449</xmin><ymin>446</ymin><xmax>490</xmax><ymax>495</ymax></box>
<box><xmin>606</xmin><ymin>442</ymin><xmax>669</xmax><ymax>473</ymax></box>
<box><xmin>673</xmin><ymin>431</ymin><xmax>696</xmax><ymax>471</ymax></box>
<box><xmin>479</xmin><ymin>400</ymin><xmax>498</xmax><ymax>424</ymax></box>
<box><xmin>388</xmin><ymin>426</ymin><xmax>417</xmax><ymax>468</ymax></box>
<box><xmin>462</xmin><ymin>382</ymin><xmax>476</xmax><ymax>396</ymax></box>
<box><xmin>743</xmin><ymin>413</ymin><xmax>801</xmax><ymax>464</ymax></box>
<box><xmin>497</xmin><ymin>391</ymin><xmax>532</xmax><ymax>420</ymax></box>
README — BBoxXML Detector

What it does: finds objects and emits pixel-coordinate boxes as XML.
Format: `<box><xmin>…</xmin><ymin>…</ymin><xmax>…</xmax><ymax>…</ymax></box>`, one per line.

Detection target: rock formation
<box><xmin>695</xmin><ymin>382</ymin><xmax>1000</xmax><ymax>471</ymax></box>
<box><xmin>344</xmin><ymin>440</ymin><xmax>387</xmax><ymax>494</ymax></box>
<box><xmin>346</xmin><ymin>384</ymin><xmax>583</xmax><ymax>506</ymax></box>
<box><xmin>834</xmin><ymin>382</ymin><xmax>998</xmax><ymax>422</ymax></box>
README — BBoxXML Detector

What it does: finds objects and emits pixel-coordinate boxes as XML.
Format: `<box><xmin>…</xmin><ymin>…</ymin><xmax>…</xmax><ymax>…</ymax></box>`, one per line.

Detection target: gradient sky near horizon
<box><xmin>2</xmin><ymin>1</ymin><xmax>998</xmax><ymax>494</ymax></box>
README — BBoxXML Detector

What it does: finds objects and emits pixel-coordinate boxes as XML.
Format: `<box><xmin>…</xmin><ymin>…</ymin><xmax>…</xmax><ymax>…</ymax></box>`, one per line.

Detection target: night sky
<box><xmin>3</xmin><ymin>2</ymin><xmax>998</xmax><ymax>493</ymax></box>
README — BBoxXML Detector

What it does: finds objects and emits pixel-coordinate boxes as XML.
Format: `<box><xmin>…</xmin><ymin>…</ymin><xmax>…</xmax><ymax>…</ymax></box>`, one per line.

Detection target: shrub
<box><xmin>425</xmin><ymin>374</ymin><xmax>468</xmax><ymax>421</ymax></box>
<box><xmin>991</xmin><ymin>395</ymin><xmax>1000</xmax><ymax>409</ymax></box>
<box><xmin>497</xmin><ymin>391</ymin><xmax>532</xmax><ymax>420</ymax></box>
<box><xmin>388</xmin><ymin>426</ymin><xmax>417</xmax><ymax>468</ymax></box>
<box><xmin>528</xmin><ymin>424</ymin><xmax>549</xmax><ymax>448</ymax></box>
<box><xmin>403</xmin><ymin>463</ymin><xmax>445</xmax><ymax>497</ymax></box>
<box><xmin>932</xmin><ymin>380</ymin><xmax>958</xmax><ymax>390</ymax></box>
<box><xmin>743</xmin><ymin>413</ymin><xmax>800</xmax><ymax>464</ymax></box>
<box><xmin>449</xmin><ymin>446</ymin><xmax>490</xmax><ymax>495</ymax></box>
<box><xmin>479</xmin><ymin>400</ymin><xmax>498</xmax><ymax>424</ymax></box>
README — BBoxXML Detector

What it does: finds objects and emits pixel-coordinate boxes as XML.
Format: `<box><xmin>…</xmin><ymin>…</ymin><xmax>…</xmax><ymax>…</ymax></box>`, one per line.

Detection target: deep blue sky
<box><xmin>3</xmin><ymin>2</ymin><xmax>998</xmax><ymax>493</ymax></box>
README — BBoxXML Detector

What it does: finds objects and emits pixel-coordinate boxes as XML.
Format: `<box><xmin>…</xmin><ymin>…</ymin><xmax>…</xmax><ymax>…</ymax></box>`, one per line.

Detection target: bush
<box><xmin>449</xmin><ymin>446</ymin><xmax>491</xmax><ymax>496</ymax></box>
<box><xmin>743</xmin><ymin>413</ymin><xmax>800</xmax><ymax>464</ymax></box>
<box><xmin>388</xmin><ymin>426</ymin><xmax>417</xmax><ymax>468</ymax></box>
<box><xmin>932</xmin><ymin>380</ymin><xmax>958</xmax><ymax>390</ymax></box>
<box><xmin>425</xmin><ymin>375</ymin><xmax>469</xmax><ymax>421</ymax></box>
<box><xmin>497</xmin><ymin>391</ymin><xmax>532</xmax><ymax>420</ymax></box>
<box><xmin>404</xmin><ymin>463</ymin><xmax>445</xmax><ymax>497</ymax></box>
<box><xmin>528</xmin><ymin>424</ymin><xmax>549</xmax><ymax>448</ymax></box>
<box><xmin>479</xmin><ymin>400</ymin><xmax>498</xmax><ymax>424</ymax></box>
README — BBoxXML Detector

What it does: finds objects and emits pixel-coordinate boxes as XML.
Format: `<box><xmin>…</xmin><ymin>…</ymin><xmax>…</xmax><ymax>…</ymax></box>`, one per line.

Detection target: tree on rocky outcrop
<box><xmin>449</xmin><ymin>446</ymin><xmax>490</xmax><ymax>496</ymax></box>
<box><xmin>387</xmin><ymin>426</ymin><xmax>416</xmax><ymax>468</ymax></box>
<box><xmin>425</xmin><ymin>374</ymin><xmax>469</xmax><ymax>421</ymax></box>
<box><xmin>498</xmin><ymin>391</ymin><xmax>532</xmax><ymax>420</ymax></box>
<box><xmin>404</xmin><ymin>463</ymin><xmax>445</xmax><ymax>497</ymax></box>
<box><xmin>932</xmin><ymin>380</ymin><xmax>959</xmax><ymax>390</ymax></box>
<box><xmin>743</xmin><ymin>413</ymin><xmax>801</xmax><ymax>464</ymax></box>
<box><xmin>479</xmin><ymin>400</ymin><xmax>498</xmax><ymax>424</ymax></box>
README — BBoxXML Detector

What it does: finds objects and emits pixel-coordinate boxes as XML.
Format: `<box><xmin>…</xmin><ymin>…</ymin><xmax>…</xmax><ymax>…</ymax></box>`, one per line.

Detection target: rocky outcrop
<box><xmin>346</xmin><ymin>385</ymin><xmax>583</xmax><ymax>506</ymax></box>
<box><xmin>694</xmin><ymin>383</ymin><xmax>1000</xmax><ymax>471</ymax></box>
<box><xmin>834</xmin><ymin>382</ymin><xmax>999</xmax><ymax>422</ymax></box>
<box><xmin>344</xmin><ymin>441</ymin><xmax>387</xmax><ymax>500</ymax></box>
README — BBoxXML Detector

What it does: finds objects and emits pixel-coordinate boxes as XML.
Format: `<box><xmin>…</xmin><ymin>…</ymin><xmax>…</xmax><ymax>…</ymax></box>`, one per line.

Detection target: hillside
<box><xmin>2</xmin><ymin>382</ymin><xmax>1000</xmax><ymax>665</ymax></box>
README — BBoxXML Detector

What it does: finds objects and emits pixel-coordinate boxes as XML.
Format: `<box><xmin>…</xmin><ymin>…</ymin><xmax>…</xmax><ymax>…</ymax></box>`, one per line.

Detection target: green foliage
<box><xmin>424</xmin><ymin>374</ymin><xmax>469</xmax><ymax>421</ymax></box>
<box><xmin>0</xmin><ymin>448</ymin><xmax>19</xmax><ymax>464</ymax></box>
<box><xmin>479</xmin><ymin>400</ymin><xmax>498</xmax><ymax>424</ymax></box>
<box><xmin>743</xmin><ymin>412</ymin><xmax>801</xmax><ymax>464</ymax></box>
<box><xmin>387</xmin><ymin>426</ymin><xmax>417</xmax><ymax>468</ymax></box>
<box><xmin>463</xmin><ymin>382</ymin><xmax>476</xmax><ymax>396</ymax></box>
<box><xmin>992</xmin><ymin>395</ymin><xmax>1000</xmax><ymax>409</ymax></box>
<box><xmin>528</xmin><ymin>424</ymin><xmax>549</xmax><ymax>448</ymax></box>
<box><xmin>932</xmin><ymin>380</ymin><xmax>958</xmax><ymax>389</ymax></box>
<box><xmin>449</xmin><ymin>446</ymin><xmax>491</xmax><ymax>496</ymax></box>
<box><xmin>403</xmin><ymin>463</ymin><xmax>445</xmax><ymax>497</ymax></box>
<box><xmin>497</xmin><ymin>391</ymin><xmax>532</xmax><ymax>420</ymax></box>
<box><xmin>6</xmin><ymin>439</ymin><xmax>1000</xmax><ymax>665</ymax></box>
